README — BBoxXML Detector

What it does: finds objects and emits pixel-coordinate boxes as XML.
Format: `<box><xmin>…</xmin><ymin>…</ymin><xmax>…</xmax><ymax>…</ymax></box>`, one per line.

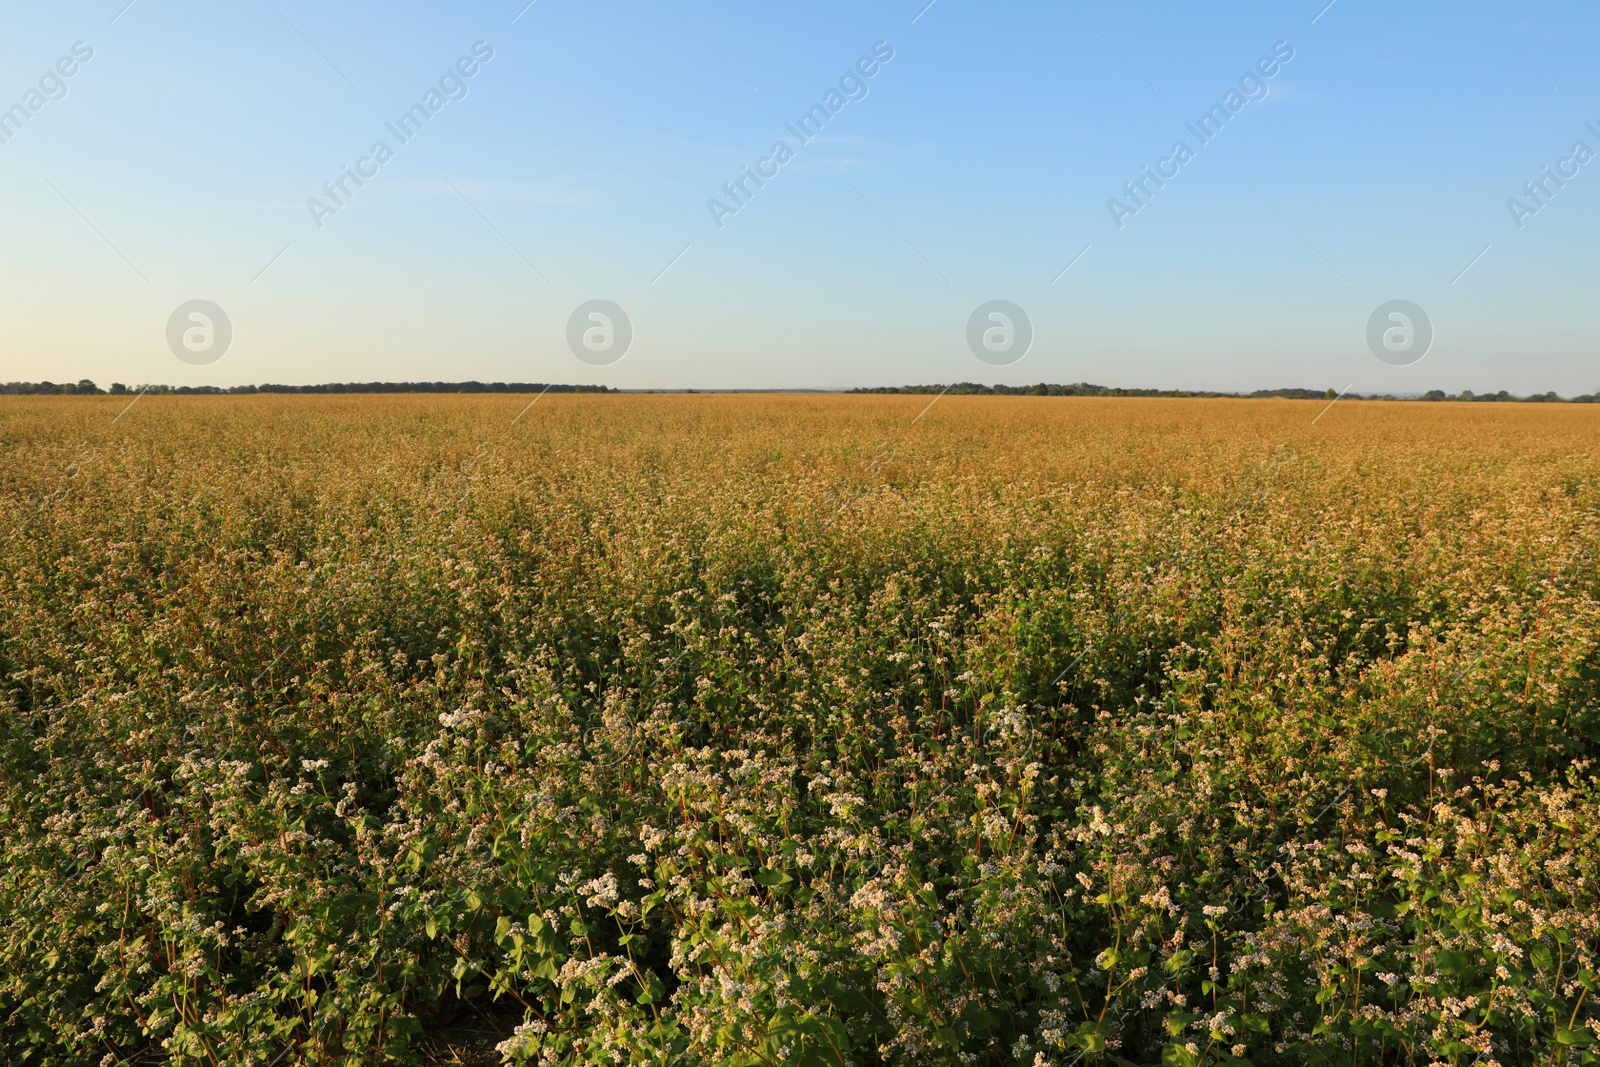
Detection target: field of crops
<box><xmin>2</xmin><ymin>394</ymin><xmax>1598</xmax><ymax>1067</ymax></box>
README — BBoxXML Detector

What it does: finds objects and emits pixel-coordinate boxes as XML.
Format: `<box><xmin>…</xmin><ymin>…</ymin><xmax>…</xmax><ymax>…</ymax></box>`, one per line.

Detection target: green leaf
<box><xmin>1076</xmin><ymin>1031</ymin><xmax>1106</xmax><ymax>1053</ymax></box>
<box><xmin>1162</xmin><ymin>1042</ymin><xmax>1199</xmax><ymax>1067</ymax></box>
<box><xmin>755</xmin><ymin>867</ymin><xmax>794</xmax><ymax>887</ymax></box>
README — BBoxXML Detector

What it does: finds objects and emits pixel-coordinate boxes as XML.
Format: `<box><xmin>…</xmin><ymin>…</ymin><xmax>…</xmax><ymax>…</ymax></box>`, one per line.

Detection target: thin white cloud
<box><xmin>1261</xmin><ymin>81</ymin><xmax>1306</xmax><ymax>105</ymax></box>
<box><xmin>422</xmin><ymin>178</ymin><xmax>601</xmax><ymax>208</ymax></box>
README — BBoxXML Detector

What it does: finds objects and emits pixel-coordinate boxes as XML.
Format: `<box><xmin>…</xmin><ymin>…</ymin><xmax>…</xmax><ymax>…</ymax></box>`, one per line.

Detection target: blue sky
<box><xmin>1</xmin><ymin>0</ymin><xmax>1596</xmax><ymax>393</ymax></box>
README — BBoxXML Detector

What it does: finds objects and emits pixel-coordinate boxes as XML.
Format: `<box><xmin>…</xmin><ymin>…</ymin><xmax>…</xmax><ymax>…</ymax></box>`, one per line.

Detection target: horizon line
<box><xmin>4</xmin><ymin>380</ymin><xmax>1598</xmax><ymax>403</ymax></box>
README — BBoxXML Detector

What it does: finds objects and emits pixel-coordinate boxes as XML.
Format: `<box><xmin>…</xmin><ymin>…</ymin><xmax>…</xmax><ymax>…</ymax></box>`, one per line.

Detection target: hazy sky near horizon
<box><xmin>1</xmin><ymin>1</ymin><xmax>1597</xmax><ymax>393</ymax></box>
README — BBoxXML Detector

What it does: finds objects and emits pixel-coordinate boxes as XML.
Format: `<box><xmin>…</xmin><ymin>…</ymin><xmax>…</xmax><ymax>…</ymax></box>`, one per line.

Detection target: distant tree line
<box><xmin>3</xmin><ymin>380</ymin><xmax>1597</xmax><ymax>402</ymax></box>
<box><xmin>849</xmin><ymin>382</ymin><xmax>1600</xmax><ymax>402</ymax></box>
<box><xmin>0</xmin><ymin>381</ymin><xmax>612</xmax><ymax>396</ymax></box>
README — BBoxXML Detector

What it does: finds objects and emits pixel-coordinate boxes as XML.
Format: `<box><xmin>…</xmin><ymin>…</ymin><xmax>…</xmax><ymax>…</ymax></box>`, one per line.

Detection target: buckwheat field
<box><xmin>3</xmin><ymin>394</ymin><xmax>1598</xmax><ymax>1067</ymax></box>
